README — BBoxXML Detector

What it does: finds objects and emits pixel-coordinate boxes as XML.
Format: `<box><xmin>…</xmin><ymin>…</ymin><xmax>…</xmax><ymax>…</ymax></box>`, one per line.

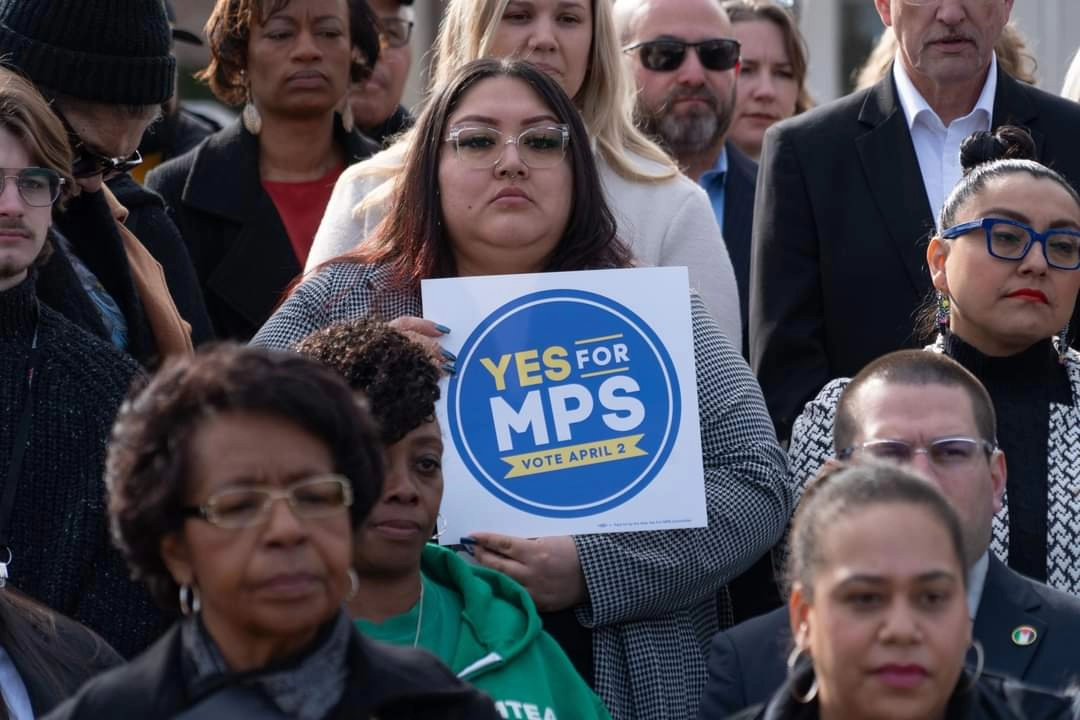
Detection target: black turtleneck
<box><xmin>944</xmin><ymin>333</ymin><xmax>1072</xmax><ymax>582</ymax></box>
<box><xmin>0</xmin><ymin>275</ymin><xmax>163</xmax><ymax>657</ymax></box>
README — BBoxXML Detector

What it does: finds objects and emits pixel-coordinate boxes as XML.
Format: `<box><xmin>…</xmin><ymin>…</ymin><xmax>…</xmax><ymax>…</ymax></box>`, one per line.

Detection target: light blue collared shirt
<box><xmin>699</xmin><ymin>146</ymin><xmax>730</xmax><ymax>232</ymax></box>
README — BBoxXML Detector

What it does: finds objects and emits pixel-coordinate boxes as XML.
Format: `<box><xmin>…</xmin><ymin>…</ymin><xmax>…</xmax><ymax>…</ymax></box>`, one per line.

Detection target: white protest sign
<box><xmin>421</xmin><ymin>267</ymin><xmax>706</xmax><ymax>542</ymax></box>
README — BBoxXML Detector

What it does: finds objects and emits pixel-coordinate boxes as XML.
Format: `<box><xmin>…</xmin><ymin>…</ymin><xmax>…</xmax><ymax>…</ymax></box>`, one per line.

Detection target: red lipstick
<box><xmin>1007</xmin><ymin>289</ymin><xmax>1049</xmax><ymax>304</ymax></box>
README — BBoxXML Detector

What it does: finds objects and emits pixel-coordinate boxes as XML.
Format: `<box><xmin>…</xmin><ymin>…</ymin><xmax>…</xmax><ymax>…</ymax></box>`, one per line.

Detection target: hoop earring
<box><xmin>346</xmin><ymin>568</ymin><xmax>359</xmax><ymax>601</ymax></box>
<box><xmin>179</xmin><ymin>583</ymin><xmax>201</xmax><ymax>616</ymax></box>
<box><xmin>1057</xmin><ymin>323</ymin><xmax>1070</xmax><ymax>365</ymax></box>
<box><xmin>786</xmin><ymin>646</ymin><xmax>818</xmax><ymax>704</ymax></box>
<box><xmin>962</xmin><ymin>639</ymin><xmax>984</xmax><ymax>691</ymax></box>
<box><xmin>432</xmin><ymin>513</ymin><xmax>448</xmax><ymax>540</ymax></box>
<box><xmin>935</xmin><ymin>291</ymin><xmax>951</xmax><ymax>343</ymax></box>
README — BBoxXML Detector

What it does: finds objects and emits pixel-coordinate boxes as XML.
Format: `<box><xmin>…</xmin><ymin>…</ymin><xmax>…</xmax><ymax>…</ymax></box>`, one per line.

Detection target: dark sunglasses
<box><xmin>623</xmin><ymin>38</ymin><xmax>741</xmax><ymax>73</ymax></box>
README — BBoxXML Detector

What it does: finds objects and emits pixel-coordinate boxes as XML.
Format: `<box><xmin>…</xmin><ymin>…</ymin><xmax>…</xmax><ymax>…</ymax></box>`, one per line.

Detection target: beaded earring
<box><xmin>1058</xmin><ymin>323</ymin><xmax>1070</xmax><ymax>365</ymax></box>
<box><xmin>935</xmin><ymin>292</ymin><xmax>951</xmax><ymax>342</ymax></box>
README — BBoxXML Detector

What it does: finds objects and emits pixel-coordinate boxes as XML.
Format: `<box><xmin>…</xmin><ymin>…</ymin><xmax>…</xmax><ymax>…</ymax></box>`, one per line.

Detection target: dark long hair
<box><xmin>338</xmin><ymin>58</ymin><xmax>631</xmax><ymax>291</ymax></box>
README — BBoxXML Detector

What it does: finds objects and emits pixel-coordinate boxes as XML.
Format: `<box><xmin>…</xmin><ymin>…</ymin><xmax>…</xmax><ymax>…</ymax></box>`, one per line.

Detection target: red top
<box><xmin>262</xmin><ymin>163</ymin><xmax>345</xmax><ymax>266</ymax></box>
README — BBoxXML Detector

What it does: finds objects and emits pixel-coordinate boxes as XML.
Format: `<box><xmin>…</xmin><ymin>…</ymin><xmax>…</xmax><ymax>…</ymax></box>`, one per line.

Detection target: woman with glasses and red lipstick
<box><xmin>147</xmin><ymin>0</ymin><xmax>383</xmax><ymax>342</ymax></box>
<box><xmin>732</xmin><ymin>462</ymin><xmax>1077</xmax><ymax>720</ymax></box>
<box><xmin>788</xmin><ymin>125</ymin><xmax>1080</xmax><ymax>599</ymax></box>
<box><xmin>45</xmin><ymin>345</ymin><xmax>498</xmax><ymax>720</ymax></box>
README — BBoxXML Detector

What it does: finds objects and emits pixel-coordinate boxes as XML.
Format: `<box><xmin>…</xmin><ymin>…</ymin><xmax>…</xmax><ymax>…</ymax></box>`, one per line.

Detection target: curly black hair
<box><xmin>294</xmin><ymin>319</ymin><xmax>441</xmax><ymax>445</ymax></box>
<box><xmin>106</xmin><ymin>344</ymin><xmax>384</xmax><ymax>612</ymax></box>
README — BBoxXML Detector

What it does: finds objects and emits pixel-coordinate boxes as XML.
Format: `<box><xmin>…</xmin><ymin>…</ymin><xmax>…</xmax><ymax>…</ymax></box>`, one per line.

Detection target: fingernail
<box><xmin>459</xmin><ymin>537</ymin><xmax>477</xmax><ymax>556</ymax></box>
<box><xmin>442</xmin><ymin>348</ymin><xmax>457</xmax><ymax>362</ymax></box>
<box><xmin>441</xmin><ymin>362</ymin><xmax>457</xmax><ymax>375</ymax></box>
<box><xmin>434</xmin><ymin>323</ymin><xmax>452</xmax><ymax>335</ymax></box>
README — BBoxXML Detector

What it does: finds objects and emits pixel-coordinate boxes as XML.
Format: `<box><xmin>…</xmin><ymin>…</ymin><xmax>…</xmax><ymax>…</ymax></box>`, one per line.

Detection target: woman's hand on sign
<box><xmin>388</xmin><ymin>316</ymin><xmax>456</xmax><ymax>375</ymax></box>
<box><xmin>469</xmin><ymin>533</ymin><xmax>587</xmax><ymax>612</ymax></box>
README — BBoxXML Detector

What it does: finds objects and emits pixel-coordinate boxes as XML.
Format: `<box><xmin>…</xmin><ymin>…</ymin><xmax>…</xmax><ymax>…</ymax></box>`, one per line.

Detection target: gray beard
<box><xmin>638</xmin><ymin>88</ymin><xmax>736</xmax><ymax>159</ymax></box>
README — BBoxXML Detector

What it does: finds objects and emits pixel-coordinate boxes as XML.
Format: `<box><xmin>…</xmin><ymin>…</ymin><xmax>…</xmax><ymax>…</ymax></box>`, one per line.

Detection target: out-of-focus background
<box><xmin>173</xmin><ymin>0</ymin><xmax>1080</xmax><ymax>114</ymax></box>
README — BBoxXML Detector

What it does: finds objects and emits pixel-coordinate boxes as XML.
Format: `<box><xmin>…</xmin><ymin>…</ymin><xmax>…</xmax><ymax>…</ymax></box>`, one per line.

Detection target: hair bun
<box><xmin>959</xmin><ymin>125</ymin><xmax>1036</xmax><ymax>174</ymax></box>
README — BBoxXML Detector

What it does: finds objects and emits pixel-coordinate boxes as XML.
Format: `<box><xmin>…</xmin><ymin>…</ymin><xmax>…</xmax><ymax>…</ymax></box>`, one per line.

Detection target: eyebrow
<box><xmin>983</xmin><ymin>207</ymin><xmax>1080</xmax><ymax>230</ymax></box>
<box><xmin>837</xmin><ymin>571</ymin><xmax>958</xmax><ymax>587</ymax></box>
<box><xmin>450</xmin><ymin>114</ymin><xmax>561</xmax><ymax>126</ymax></box>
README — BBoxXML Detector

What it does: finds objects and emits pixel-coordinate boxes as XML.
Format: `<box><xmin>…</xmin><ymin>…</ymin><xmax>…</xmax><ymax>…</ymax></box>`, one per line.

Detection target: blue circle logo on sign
<box><xmin>447</xmin><ymin>289</ymin><xmax>681</xmax><ymax>518</ymax></box>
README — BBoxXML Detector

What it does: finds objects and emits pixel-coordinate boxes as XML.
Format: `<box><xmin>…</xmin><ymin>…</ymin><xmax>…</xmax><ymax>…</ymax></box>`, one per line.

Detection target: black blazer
<box><xmin>698</xmin><ymin>557</ymin><xmax>1080</xmax><ymax>718</ymax></box>
<box><xmin>42</xmin><ymin>622</ymin><xmax>498</xmax><ymax>720</ymax></box>
<box><xmin>146</xmin><ymin>118</ymin><xmax>379</xmax><ymax>341</ymax></box>
<box><xmin>723</xmin><ymin>141</ymin><xmax>757</xmax><ymax>360</ymax></box>
<box><xmin>749</xmin><ymin>67</ymin><xmax>1080</xmax><ymax>440</ymax></box>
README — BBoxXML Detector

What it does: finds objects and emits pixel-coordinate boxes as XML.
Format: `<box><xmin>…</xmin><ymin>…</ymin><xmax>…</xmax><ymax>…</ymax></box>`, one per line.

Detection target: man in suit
<box><xmin>697</xmin><ymin>350</ymin><xmax>1080</xmax><ymax>718</ymax></box>
<box><xmin>750</xmin><ymin>0</ymin><xmax>1080</xmax><ymax>441</ymax></box>
<box><xmin>615</xmin><ymin>0</ymin><xmax>757</xmax><ymax>358</ymax></box>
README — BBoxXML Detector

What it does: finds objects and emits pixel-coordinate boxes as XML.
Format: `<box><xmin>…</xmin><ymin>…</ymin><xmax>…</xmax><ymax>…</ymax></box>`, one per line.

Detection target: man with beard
<box><xmin>616</xmin><ymin>0</ymin><xmax>756</xmax><ymax>359</ymax></box>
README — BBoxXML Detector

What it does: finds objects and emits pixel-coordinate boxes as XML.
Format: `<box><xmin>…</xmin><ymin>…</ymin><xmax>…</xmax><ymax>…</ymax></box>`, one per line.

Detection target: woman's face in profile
<box><xmin>437</xmin><ymin>75</ymin><xmax>573</xmax><ymax>276</ymax></box>
<box><xmin>930</xmin><ymin>173</ymin><xmax>1080</xmax><ymax>357</ymax></box>
<box><xmin>793</xmin><ymin>503</ymin><xmax>970</xmax><ymax>720</ymax></box>
<box><xmin>162</xmin><ymin>412</ymin><xmax>354</xmax><ymax>663</ymax></box>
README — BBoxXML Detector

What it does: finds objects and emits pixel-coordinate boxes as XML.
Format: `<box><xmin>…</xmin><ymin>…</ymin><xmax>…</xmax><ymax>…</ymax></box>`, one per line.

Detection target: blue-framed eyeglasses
<box><xmin>940</xmin><ymin>217</ymin><xmax>1080</xmax><ymax>271</ymax></box>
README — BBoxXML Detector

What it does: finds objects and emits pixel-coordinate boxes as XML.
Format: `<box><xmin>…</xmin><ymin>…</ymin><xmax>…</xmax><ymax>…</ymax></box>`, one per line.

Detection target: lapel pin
<box><xmin>1011</xmin><ymin>625</ymin><xmax>1038</xmax><ymax>647</ymax></box>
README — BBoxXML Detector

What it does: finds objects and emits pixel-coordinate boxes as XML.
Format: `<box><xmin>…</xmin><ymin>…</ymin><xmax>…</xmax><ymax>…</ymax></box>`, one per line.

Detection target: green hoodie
<box><xmin>356</xmin><ymin>543</ymin><xmax>610</xmax><ymax>720</ymax></box>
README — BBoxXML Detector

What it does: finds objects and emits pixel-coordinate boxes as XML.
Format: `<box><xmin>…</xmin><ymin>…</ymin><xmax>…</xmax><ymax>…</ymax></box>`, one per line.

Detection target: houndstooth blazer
<box><xmin>253</xmin><ymin>263</ymin><xmax>793</xmax><ymax>720</ymax></box>
<box><xmin>787</xmin><ymin>341</ymin><xmax>1080</xmax><ymax>597</ymax></box>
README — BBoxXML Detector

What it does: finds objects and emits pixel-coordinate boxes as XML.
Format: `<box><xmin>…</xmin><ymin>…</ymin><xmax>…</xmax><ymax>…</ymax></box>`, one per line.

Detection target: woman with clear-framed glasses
<box><xmin>45</xmin><ymin>345</ymin><xmax>498</xmax><ymax>720</ymax></box>
<box><xmin>788</xmin><ymin>125</ymin><xmax>1080</xmax><ymax>598</ymax></box>
<box><xmin>306</xmin><ymin>0</ymin><xmax>744</xmax><ymax>351</ymax></box>
<box><xmin>254</xmin><ymin>58</ymin><xmax>790</xmax><ymax>720</ymax></box>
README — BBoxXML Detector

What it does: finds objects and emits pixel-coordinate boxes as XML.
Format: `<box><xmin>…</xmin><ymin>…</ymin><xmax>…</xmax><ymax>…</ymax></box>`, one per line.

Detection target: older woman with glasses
<box><xmin>347</xmin><ymin>0</ymin><xmax>416</xmax><ymax>146</ymax></box>
<box><xmin>44</xmin><ymin>346</ymin><xmax>497</xmax><ymax>719</ymax></box>
<box><xmin>788</xmin><ymin>125</ymin><xmax>1080</xmax><ymax>598</ymax></box>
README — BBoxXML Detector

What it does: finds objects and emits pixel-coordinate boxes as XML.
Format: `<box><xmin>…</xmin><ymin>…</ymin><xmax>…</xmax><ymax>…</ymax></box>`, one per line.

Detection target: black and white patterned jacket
<box><xmin>788</xmin><ymin>342</ymin><xmax>1080</xmax><ymax>597</ymax></box>
<box><xmin>253</xmin><ymin>263</ymin><xmax>793</xmax><ymax>720</ymax></box>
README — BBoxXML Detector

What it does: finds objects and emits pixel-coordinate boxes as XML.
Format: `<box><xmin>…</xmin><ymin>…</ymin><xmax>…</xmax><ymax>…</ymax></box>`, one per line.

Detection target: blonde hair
<box><xmin>854</xmin><ymin>22</ymin><xmax>1037</xmax><ymax>92</ymax></box>
<box><xmin>349</xmin><ymin>0</ymin><xmax>677</xmax><ymax>219</ymax></box>
<box><xmin>1063</xmin><ymin>48</ymin><xmax>1080</xmax><ymax>102</ymax></box>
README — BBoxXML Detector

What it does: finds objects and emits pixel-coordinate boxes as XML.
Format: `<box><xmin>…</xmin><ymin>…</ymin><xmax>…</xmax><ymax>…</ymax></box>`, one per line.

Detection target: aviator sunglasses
<box><xmin>623</xmin><ymin>38</ymin><xmax>741</xmax><ymax>73</ymax></box>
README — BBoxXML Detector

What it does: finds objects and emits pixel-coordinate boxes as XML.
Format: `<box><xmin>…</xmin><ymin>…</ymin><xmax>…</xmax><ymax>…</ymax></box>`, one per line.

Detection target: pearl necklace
<box><xmin>413</xmin><ymin>579</ymin><xmax>426</xmax><ymax>648</ymax></box>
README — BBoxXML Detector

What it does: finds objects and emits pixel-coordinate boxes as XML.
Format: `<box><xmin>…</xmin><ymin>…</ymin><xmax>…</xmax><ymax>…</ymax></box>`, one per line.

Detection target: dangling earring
<box><xmin>338</xmin><ymin>97</ymin><xmax>355</xmax><ymax>133</ymax></box>
<box><xmin>179</xmin><ymin>583</ymin><xmax>201</xmax><ymax>616</ymax></box>
<box><xmin>935</xmin><ymin>291</ymin><xmax>951</xmax><ymax>345</ymax></box>
<box><xmin>346</xmin><ymin>568</ymin><xmax>359</xmax><ymax>601</ymax></box>
<box><xmin>432</xmin><ymin>513</ymin><xmax>448</xmax><ymax>540</ymax></box>
<box><xmin>242</xmin><ymin>77</ymin><xmax>262</xmax><ymax>136</ymax></box>
<box><xmin>1057</xmin><ymin>323</ymin><xmax>1071</xmax><ymax>365</ymax></box>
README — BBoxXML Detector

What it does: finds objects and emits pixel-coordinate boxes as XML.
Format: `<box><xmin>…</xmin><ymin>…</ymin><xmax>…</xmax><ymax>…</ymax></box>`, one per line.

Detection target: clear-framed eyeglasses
<box><xmin>904</xmin><ymin>0</ymin><xmax>997</xmax><ymax>5</ymax></box>
<box><xmin>378</xmin><ymin>17</ymin><xmax>414</xmax><ymax>48</ymax></box>
<box><xmin>181</xmin><ymin>474</ymin><xmax>354</xmax><ymax>529</ymax></box>
<box><xmin>444</xmin><ymin>125</ymin><xmax>570</xmax><ymax>170</ymax></box>
<box><xmin>837</xmin><ymin>437</ymin><xmax>997</xmax><ymax>469</ymax></box>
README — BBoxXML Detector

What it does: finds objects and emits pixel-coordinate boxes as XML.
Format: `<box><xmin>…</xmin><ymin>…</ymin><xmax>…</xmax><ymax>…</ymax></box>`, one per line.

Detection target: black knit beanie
<box><xmin>0</xmin><ymin>0</ymin><xmax>176</xmax><ymax>106</ymax></box>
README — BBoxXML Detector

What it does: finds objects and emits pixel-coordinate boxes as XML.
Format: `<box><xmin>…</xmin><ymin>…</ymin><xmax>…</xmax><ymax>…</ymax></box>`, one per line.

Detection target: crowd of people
<box><xmin>2</xmin><ymin>0</ymin><xmax>1080</xmax><ymax>718</ymax></box>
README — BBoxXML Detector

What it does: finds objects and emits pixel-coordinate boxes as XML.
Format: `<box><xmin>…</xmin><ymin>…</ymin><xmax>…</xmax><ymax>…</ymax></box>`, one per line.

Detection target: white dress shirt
<box><xmin>967</xmin><ymin>551</ymin><xmax>990</xmax><ymax>620</ymax></box>
<box><xmin>0</xmin><ymin>646</ymin><xmax>33</xmax><ymax>720</ymax></box>
<box><xmin>893</xmin><ymin>53</ymin><xmax>997</xmax><ymax>227</ymax></box>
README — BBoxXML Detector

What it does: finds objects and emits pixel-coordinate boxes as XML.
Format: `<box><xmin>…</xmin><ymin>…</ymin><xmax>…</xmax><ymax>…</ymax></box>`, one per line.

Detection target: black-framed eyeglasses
<box><xmin>623</xmin><ymin>38</ymin><xmax>741</xmax><ymax>73</ymax></box>
<box><xmin>941</xmin><ymin>217</ymin><xmax>1080</xmax><ymax>271</ymax></box>
<box><xmin>445</xmin><ymin>125</ymin><xmax>570</xmax><ymax>170</ymax></box>
<box><xmin>0</xmin><ymin>168</ymin><xmax>65</xmax><ymax>207</ymax></box>
<box><xmin>838</xmin><ymin>437</ymin><xmax>997</xmax><ymax>469</ymax></box>
<box><xmin>57</xmin><ymin>112</ymin><xmax>143</xmax><ymax>179</ymax></box>
<box><xmin>181</xmin><ymin>474</ymin><xmax>354</xmax><ymax>529</ymax></box>
<box><xmin>378</xmin><ymin>17</ymin><xmax>414</xmax><ymax>49</ymax></box>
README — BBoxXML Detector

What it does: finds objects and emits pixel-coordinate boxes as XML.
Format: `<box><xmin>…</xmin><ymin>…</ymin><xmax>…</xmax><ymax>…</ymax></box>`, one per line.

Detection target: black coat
<box><xmin>146</xmin><ymin>118</ymin><xmax>380</xmax><ymax>341</ymax></box>
<box><xmin>37</xmin><ymin>183</ymin><xmax>212</xmax><ymax>365</ymax></box>
<box><xmin>42</xmin><ymin>623</ymin><xmax>499</xmax><ymax>720</ymax></box>
<box><xmin>749</xmin><ymin>67</ymin><xmax>1080</xmax><ymax>440</ymax></box>
<box><xmin>727</xmin><ymin>667</ymin><xmax>1078</xmax><ymax>720</ymax></box>
<box><xmin>699</xmin><ymin>557</ymin><xmax>1080</xmax><ymax>719</ymax></box>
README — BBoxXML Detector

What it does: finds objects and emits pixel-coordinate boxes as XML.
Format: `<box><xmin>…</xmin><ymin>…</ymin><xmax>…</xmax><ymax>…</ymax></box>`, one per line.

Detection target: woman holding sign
<box><xmin>296</xmin><ymin>318</ymin><xmax>610</xmax><ymax>720</ymax></box>
<box><xmin>253</xmin><ymin>58</ymin><xmax>791</xmax><ymax>720</ymax></box>
<box><xmin>304</xmin><ymin>0</ymin><xmax>743</xmax><ymax>349</ymax></box>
